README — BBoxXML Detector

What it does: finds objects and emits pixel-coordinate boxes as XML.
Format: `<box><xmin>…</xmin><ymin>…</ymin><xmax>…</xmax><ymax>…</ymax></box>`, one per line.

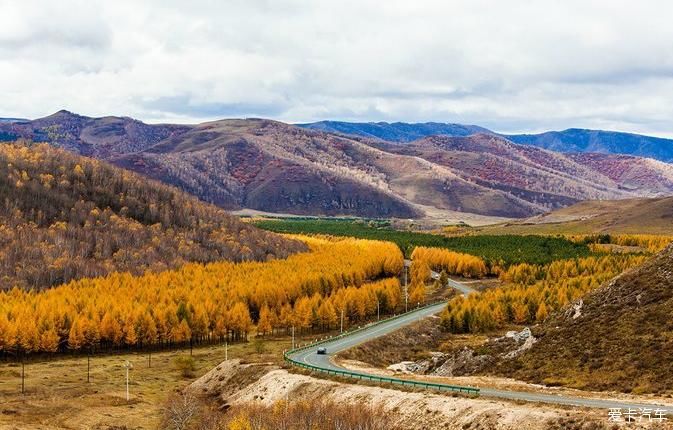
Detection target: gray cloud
<box><xmin>2</xmin><ymin>0</ymin><xmax>673</xmax><ymax>137</ymax></box>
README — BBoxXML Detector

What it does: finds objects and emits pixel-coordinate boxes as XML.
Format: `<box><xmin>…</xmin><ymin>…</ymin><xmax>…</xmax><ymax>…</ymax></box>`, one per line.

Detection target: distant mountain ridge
<box><xmin>2</xmin><ymin>112</ymin><xmax>673</xmax><ymax>219</ymax></box>
<box><xmin>298</xmin><ymin>121</ymin><xmax>673</xmax><ymax>162</ymax></box>
<box><xmin>299</xmin><ymin>120</ymin><xmax>489</xmax><ymax>142</ymax></box>
<box><xmin>507</xmin><ymin>128</ymin><xmax>673</xmax><ymax>162</ymax></box>
<box><xmin>0</xmin><ymin>110</ymin><xmax>191</xmax><ymax>158</ymax></box>
<box><xmin>0</xmin><ymin>117</ymin><xmax>28</xmax><ymax>123</ymax></box>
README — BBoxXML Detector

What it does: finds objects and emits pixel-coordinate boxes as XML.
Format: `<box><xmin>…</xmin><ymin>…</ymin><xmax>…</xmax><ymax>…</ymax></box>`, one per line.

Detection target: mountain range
<box><xmin>301</xmin><ymin>121</ymin><xmax>673</xmax><ymax>162</ymax></box>
<box><xmin>1</xmin><ymin>111</ymin><xmax>673</xmax><ymax>219</ymax></box>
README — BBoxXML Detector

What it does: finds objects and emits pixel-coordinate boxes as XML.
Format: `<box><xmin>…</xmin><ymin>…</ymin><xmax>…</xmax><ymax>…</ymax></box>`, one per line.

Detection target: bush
<box><xmin>173</xmin><ymin>356</ymin><xmax>197</xmax><ymax>378</ymax></box>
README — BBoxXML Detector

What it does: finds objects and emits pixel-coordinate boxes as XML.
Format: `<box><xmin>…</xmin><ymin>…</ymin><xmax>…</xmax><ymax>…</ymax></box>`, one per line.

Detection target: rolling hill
<box><xmin>483</xmin><ymin>196</ymin><xmax>673</xmax><ymax>235</ymax></box>
<box><xmin>0</xmin><ymin>142</ymin><xmax>306</xmax><ymax>291</ymax></box>
<box><xmin>497</xmin><ymin>244</ymin><xmax>673</xmax><ymax>394</ymax></box>
<box><xmin>3</xmin><ymin>112</ymin><xmax>673</xmax><ymax>220</ymax></box>
<box><xmin>299</xmin><ymin>121</ymin><xmax>673</xmax><ymax>162</ymax></box>
<box><xmin>0</xmin><ymin>110</ymin><xmax>191</xmax><ymax>158</ymax></box>
<box><xmin>114</xmin><ymin>119</ymin><xmax>673</xmax><ymax>218</ymax></box>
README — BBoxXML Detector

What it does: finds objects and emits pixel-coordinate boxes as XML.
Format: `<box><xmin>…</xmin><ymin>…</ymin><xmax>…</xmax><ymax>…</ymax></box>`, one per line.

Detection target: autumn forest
<box><xmin>0</xmin><ymin>142</ymin><xmax>670</xmax><ymax>363</ymax></box>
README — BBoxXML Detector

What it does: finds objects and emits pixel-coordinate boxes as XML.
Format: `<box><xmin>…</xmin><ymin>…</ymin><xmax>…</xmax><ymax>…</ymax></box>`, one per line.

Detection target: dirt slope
<box><xmin>190</xmin><ymin>359</ymin><xmax>626</xmax><ymax>430</ymax></box>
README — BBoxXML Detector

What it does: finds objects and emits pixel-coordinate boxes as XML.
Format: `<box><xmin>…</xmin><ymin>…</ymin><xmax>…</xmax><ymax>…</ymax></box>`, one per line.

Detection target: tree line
<box><xmin>440</xmin><ymin>254</ymin><xmax>647</xmax><ymax>333</ymax></box>
<box><xmin>255</xmin><ymin>218</ymin><xmax>592</xmax><ymax>265</ymax></box>
<box><xmin>568</xmin><ymin>233</ymin><xmax>672</xmax><ymax>253</ymax></box>
<box><xmin>0</xmin><ymin>237</ymin><xmax>404</xmax><ymax>356</ymax></box>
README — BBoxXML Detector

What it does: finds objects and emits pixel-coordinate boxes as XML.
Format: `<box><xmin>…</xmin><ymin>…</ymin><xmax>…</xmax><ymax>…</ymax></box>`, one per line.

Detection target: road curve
<box><xmin>287</xmin><ymin>292</ymin><xmax>673</xmax><ymax>412</ymax></box>
<box><xmin>405</xmin><ymin>258</ymin><xmax>478</xmax><ymax>296</ymax></box>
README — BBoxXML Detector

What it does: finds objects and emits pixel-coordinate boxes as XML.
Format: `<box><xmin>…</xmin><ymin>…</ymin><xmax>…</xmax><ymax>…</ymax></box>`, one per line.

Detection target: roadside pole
<box><xmin>404</xmin><ymin>265</ymin><xmax>409</xmax><ymax>312</ymax></box>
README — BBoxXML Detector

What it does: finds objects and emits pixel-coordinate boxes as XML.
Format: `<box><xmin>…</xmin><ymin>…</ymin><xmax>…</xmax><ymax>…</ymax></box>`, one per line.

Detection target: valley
<box><xmin>2</xmin><ymin>200</ymin><xmax>672</xmax><ymax>428</ymax></box>
<box><xmin>5</xmin><ymin>2</ymin><xmax>673</xmax><ymax>428</ymax></box>
<box><xmin>1</xmin><ymin>118</ymin><xmax>673</xmax><ymax>430</ymax></box>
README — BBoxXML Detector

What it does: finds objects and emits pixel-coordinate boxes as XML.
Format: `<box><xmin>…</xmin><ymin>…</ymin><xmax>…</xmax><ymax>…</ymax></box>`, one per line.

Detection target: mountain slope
<box><xmin>368</xmin><ymin>133</ymin><xmax>673</xmax><ymax>212</ymax></box>
<box><xmin>484</xmin><ymin>196</ymin><xmax>673</xmax><ymax>235</ymax></box>
<box><xmin>298</xmin><ymin>120</ymin><xmax>490</xmax><ymax>142</ymax></box>
<box><xmin>498</xmin><ymin>245</ymin><xmax>673</xmax><ymax>393</ymax></box>
<box><xmin>114</xmin><ymin>119</ymin><xmax>591</xmax><ymax>218</ymax></box>
<box><xmin>113</xmin><ymin>119</ymin><xmax>423</xmax><ymax>218</ymax></box>
<box><xmin>0</xmin><ymin>110</ymin><xmax>191</xmax><ymax>158</ymax></box>
<box><xmin>507</xmin><ymin>128</ymin><xmax>673</xmax><ymax>162</ymax></box>
<box><xmin>5</xmin><ymin>112</ymin><xmax>673</xmax><ymax>220</ymax></box>
<box><xmin>0</xmin><ymin>142</ymin><xmax>306</xmax><ymax>291</ymax></box>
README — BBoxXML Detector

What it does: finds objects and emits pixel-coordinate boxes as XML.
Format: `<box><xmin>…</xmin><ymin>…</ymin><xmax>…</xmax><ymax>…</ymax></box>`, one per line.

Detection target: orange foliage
<box><xmin>0</xmin><ymin>237</ymin><xmax>404</xmax><ymax>354</ymax></box>
<box><xmin>441</xmin><ymin>254</ymin><xmax>646</xmax><ymax>333</ymax></box>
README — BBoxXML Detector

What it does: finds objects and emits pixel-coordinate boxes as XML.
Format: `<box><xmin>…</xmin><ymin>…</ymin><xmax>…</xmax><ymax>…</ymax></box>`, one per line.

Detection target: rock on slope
<box><xmin>498</xmin><ymin>244</ymin><xmax>673</xmax><ymax>394</ymax></box>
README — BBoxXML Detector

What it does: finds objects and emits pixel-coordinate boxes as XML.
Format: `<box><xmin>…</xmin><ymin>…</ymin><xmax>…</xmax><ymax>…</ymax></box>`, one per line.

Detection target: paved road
<box><xmin>404</xmin><ymin>259</ymin><xmax>478</xmax><ymax>296</ymax></box>
<box><xmin>430</xmin><ymin>270</ymin><xmax>477</xmax><ymax>296</ymax></box>
<box><xmin>288</xmin><ymin>272</ymin><xmax>673</xmax><ymax>412</ymax></box>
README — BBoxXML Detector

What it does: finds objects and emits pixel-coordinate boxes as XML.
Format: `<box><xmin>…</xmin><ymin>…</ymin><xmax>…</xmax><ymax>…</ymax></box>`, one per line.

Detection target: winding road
<box><xmin>287</xmin><ymin>273</ymin><xmax>673</xmax><ymax>413</ymax></box>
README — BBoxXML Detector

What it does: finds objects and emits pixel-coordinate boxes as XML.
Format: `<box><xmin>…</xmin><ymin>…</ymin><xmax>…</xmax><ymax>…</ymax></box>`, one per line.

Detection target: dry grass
<box><xmin>478</xmin><ymin>197</ymin><xmax>673</xmax><ymax>236</ymax></box>
<box><xmin>0</xmin><ymin>336</ymin><xmax>301</xmax><ymax>429</ymax></box>
<box><xmin>494</xmin><ymin>245</ymin><xmax>673</xmax><ymax>395</ymax></box>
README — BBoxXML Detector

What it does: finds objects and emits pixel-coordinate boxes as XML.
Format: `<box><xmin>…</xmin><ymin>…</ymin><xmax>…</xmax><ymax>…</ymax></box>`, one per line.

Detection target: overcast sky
<box><xmin>2</xmin><ymin>0</ymin><xmax>673</xmax><ymax>136</ymax></box>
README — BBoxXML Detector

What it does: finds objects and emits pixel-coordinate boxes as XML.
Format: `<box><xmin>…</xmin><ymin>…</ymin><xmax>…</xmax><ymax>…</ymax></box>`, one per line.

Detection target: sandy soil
<box><xmin>338</xmin><ymin>358</ymin><xmax>673</xmax><ymax>410</ymax></box>
<box><xmin>190</xmin><ymin>359</ymin><xmax>670</xmax><ymax>430</ymax></box>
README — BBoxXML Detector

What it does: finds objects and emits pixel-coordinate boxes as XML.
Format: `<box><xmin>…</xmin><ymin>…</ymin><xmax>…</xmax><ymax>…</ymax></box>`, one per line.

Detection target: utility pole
<box><xmin>123</xmin><ymin>360</ymin><xmax>133</xmax><ymax>402</ymax></box>
<box><xmin>340</xmin><ymin>308</ymin><xmax>344</xmax><ymax>334</ymax></box>
<box><xmin>404</xmin><ymin>265</ymin><xmax>409</xmax><ymax>313</ymax></box>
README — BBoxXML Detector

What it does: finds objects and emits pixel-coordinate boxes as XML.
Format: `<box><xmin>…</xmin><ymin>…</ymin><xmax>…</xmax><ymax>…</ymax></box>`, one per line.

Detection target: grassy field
<box><xmin>0</xmin><ymin>337</ymin><xmax>303</xmax><ymax>429</ymax></box>
<box><xmin>254</xmin><ymin>219</ymin><xmax>591</xmax><ymax>265</ymax></box>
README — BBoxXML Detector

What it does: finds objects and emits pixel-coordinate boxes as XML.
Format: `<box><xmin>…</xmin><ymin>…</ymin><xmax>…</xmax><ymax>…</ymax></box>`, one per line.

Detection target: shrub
<box><xmin>173</xmin><ymin>356</ymin><xmax>197</xmax><ymax>378</ymax></box>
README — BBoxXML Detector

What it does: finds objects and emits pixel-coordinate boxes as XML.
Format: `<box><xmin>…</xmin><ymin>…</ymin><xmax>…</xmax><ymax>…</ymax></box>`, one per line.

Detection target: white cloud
<box><xmin>2</xmin><ymin>0</ymin><xmax>673</xmax><ymax>136</ymax></box>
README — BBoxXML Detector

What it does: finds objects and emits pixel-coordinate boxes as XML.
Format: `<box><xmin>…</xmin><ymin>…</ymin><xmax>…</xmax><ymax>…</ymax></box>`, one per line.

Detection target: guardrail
<box><xmin>283</xmin><ymin>302</ymin><xmax>480</xmax><ymax>396</ymax></box>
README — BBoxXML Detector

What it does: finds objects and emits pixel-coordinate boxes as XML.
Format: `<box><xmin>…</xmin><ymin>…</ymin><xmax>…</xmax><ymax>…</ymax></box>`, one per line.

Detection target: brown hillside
<box><xmin>5</xmin><ymin>113</ymin><xmax>673</xmax><ymax>219</ymax></box>
<box><xmin>0</xmin><ymin>110</ymin><xmax>191</xmax><ymax>158</ymax></box>
<box><xmin>0</xmin><ymin>142</ymin><xmax>305</xmax><ymax>291</ymax></box>
<box><xmin>484</xmin><ymin>197</ymin><xmax>673</xmax><ymax>235</ymax></box>
<box><xmin>497</xmin><ymin>245</ymin><xmax>673</xmax><ymax>394</ymax></box>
